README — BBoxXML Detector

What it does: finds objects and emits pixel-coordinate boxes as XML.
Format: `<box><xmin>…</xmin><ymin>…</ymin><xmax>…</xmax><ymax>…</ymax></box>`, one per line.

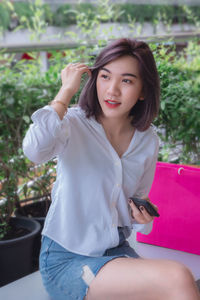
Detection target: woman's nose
<box><xmin>107</xmin><ymin>80</ymin><xmax>120</xmax><ymax>96</ymax></box>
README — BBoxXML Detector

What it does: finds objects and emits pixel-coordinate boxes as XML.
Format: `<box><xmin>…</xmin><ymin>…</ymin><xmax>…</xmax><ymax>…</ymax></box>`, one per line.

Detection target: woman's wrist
<box><xmin>54</xmin><ymin>86</ymin><xmax>74</xmax><ymax>106</ymax></box>
<box><xmin>49</xmin><ymin>100</ymin><xmax>68</xmax><ymax>112</ymax></box>
<box><xmin>49</xmin><ymin>86</ymin><xmax>74</xmax><ymax>120</ymax></box>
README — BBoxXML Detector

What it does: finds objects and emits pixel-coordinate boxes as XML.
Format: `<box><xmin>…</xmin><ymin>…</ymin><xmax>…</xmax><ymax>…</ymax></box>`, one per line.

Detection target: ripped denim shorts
<box><xmin>39</xmin><ymin>227</ymin><xmax>139</xmax><ymax>300</ymax></box>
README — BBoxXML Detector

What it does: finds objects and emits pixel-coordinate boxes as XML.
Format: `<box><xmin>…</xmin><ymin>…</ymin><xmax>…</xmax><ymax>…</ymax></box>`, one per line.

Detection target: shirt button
<box><xmin>115</xmin><ymin>161</ymin><xmax>120</xmax><ymax>166</ymax></box>
<box><xmin>116</xmin><ymin>183</ymin><xmax>121</xmax><ymax>187</ymax></box>
<box><xmin>112</xmin><ymin>223</ymin><xmax>116</xmax><ymax>227</ymax></box>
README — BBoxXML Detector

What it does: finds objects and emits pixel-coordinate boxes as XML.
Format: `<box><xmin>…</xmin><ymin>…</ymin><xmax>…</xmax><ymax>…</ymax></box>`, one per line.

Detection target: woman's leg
<box><xmin>85</xmin><ymin>257</ymin><xmax>200</xmax><ymax>300</ymax></box>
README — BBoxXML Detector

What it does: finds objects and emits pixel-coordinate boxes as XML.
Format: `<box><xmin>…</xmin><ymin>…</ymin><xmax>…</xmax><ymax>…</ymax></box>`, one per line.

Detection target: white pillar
<box><xmin>40</xmin><ymin>51</ymin><xmax>48</xmax><ymax>72</ymax></box>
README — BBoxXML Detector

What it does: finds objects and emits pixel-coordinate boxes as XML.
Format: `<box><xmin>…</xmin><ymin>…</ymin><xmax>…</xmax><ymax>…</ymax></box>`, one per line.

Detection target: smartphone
<box><xmin>129</xmin><ymin>197</ymin><xmax>160</xmax><ymax>217</ymax></box>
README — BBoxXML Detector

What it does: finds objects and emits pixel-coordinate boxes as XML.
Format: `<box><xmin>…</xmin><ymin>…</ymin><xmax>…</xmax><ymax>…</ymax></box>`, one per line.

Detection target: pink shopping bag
<box><xmin>137</xmin><ymin>162</ymin><xmax>200</xmax><ymax>255</ymax></box>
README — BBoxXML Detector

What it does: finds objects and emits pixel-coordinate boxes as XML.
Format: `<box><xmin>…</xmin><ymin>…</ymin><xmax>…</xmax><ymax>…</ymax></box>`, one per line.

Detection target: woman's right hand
<box><xmin>51</xmin><ymin>63</ymin><xmax>91</xmax><ymax>120</ymax></box>
<box><xmin>60</xmin><ymin>63</ymin><xmax>91</xmax><ymax>98</ymax></box>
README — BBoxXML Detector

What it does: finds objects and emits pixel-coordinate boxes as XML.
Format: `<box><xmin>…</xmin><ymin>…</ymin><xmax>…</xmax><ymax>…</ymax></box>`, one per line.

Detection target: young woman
<box><xmin>23</xmin><ymin>38</ymin><xmax>200</xmax><ymax>300</ymax></box>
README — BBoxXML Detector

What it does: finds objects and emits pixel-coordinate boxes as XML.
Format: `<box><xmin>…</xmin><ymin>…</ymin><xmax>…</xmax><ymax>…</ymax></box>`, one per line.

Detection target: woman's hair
<box><xmin>78</xmin><ymin>38</ymin><xmax>160</xmax><ymax>131</ymax></box>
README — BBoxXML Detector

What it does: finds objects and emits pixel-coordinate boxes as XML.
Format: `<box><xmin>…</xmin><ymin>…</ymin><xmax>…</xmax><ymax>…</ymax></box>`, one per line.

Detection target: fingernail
<box><xmin>140</xmin><ymin>206</ymin><xmax>144</xmax><ymax>211</ymax></box>
<box><xmin>128</xmin><ymin>199</ymin><xmax>132</xmax><ymax>204</ymax></box>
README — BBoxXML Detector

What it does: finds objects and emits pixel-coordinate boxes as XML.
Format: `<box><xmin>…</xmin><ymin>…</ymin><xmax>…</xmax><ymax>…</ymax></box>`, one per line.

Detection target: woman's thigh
<box><xmin>85</xmin><ymin>257</ymin><xmax>198</xmax><ymax>300</ymax></box>
<box><xmin>39</xmin><ymin>236</ymin><xmax>132</xmax><ymax>300</ymax></box>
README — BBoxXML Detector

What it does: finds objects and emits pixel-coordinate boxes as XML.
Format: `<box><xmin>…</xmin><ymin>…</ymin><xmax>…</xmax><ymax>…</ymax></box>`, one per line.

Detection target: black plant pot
<box><xmin>15</xmin><ymin>198</ymin><xmax>51</xmax><ymax>270</ymax></box>
<box><xmin>0</xmin><ymin>217</ymin><xmax>41</xmax><ymax>287</ymax></box>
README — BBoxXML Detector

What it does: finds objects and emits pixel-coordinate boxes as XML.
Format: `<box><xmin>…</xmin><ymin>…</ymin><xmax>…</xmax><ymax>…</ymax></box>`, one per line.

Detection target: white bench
<box><xmin>0</xmin><ymin>271</ymin><xmax>51</xmax><ymax>300</ymax></box>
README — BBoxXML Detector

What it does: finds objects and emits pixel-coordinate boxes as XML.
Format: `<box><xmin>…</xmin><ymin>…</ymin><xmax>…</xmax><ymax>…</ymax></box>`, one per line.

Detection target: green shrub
<box><xmin>99</xmin><ymin>4</ymin><xmax>200</xmax><ymax>25</ymax></box>
<box><xmin>13</xmin><ymin>2</ymin><xmax>52</xmax><ymax>27</ymax></box>
<box><xmin>13</xmin><ymin>1</ymin><xmax>34</xmax><ymax>25</ymax></box>
<box><xmin>42</xmin><ymin>4</ymin><xmax>53</xmax><ymax>26</ymax></box>
<box><xmin>76</xmin><ymin>3</ymin><xmax>97</xmax><ymax>18</ymax></box>
<box><xmin>1</xmin><ymin>1</ymin><xmax>200</xmax><ymax>31</ymax></box>
<box><xmin>53</xmin><ymin>4</ymin><xmax>76</xmax><ymax>27</ymax></box>
<box><xmin>0</xmin><ymin>57</ymin><xmax>57</xmax><ymax>236</ymax></box>
<box><xmin>153</xmin><ymin>41</ymin><xmax>200</xmax><ymax>164</ymax></box>
<box><xmin>0</xmin><ymin>2</ymin><xmax>11</xmax><ymax>31</ymax></box>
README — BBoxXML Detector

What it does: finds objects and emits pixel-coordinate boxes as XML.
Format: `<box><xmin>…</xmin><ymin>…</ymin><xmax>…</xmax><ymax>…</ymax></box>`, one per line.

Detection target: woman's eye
<box><xmin>123</xmin><ymin>79</ymin><xmax>132</xmax><ymax>84</ymax></box>
<box><xmin>101</xmin><ymin>74</ymin><xmax>109</xmax><ymax>79</ymax></box>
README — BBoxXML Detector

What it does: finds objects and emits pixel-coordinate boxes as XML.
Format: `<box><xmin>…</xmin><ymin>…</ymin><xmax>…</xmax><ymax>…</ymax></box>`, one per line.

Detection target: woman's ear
<box><xmin>139</xmin><ymin>90</ymin><xmax>144</xmax><ymax>101</ymax></box>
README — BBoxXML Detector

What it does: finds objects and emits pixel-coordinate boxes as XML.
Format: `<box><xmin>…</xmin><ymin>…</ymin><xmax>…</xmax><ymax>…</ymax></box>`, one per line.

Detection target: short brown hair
<box><xmin>78</xmin><ymin>38</ymin><xmax>160</xmax><ymax>131</ymax></box>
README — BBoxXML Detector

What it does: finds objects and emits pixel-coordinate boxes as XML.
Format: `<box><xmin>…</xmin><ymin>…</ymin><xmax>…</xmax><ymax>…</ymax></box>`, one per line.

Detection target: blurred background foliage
<box><xmin>0</xmin><ymin>1</ymin><xmax>200</xmax><ymax>31</ymax></box>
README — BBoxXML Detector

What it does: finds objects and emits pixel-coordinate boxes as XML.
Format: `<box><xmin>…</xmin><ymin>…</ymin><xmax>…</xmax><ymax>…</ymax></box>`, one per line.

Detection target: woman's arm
<box><xmin>23</xmin><ymin>106</ymin><xmax>69</xmax><ymax>164</ymax></box>
<box><xmin>23</xmin><ymin>63</ymin><xmax>91</xmax><ymax>164</ymax></box>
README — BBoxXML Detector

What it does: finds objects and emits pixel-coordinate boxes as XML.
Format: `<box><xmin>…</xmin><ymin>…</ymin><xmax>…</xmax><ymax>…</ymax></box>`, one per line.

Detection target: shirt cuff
<box><xmin>132</xmin><ymin>220</ymin><xmax>153</xmax><ymax>235</ymax></box>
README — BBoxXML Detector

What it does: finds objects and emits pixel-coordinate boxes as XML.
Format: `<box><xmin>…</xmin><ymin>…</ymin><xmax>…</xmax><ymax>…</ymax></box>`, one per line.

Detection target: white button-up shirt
<box><xmin>23</xmin><ymin>106</ymin><xmax>159</xmax><ymax>257</ymax></box>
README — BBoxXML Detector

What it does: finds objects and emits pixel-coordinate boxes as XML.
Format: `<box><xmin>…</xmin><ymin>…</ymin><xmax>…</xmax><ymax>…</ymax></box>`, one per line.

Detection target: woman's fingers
<box><xmin>60</xmin><ymin>63</ymin><xmax>91</xmax><ymax>96</ymax></box>
<box><xmin>128</xmin><ymin>199</ymin><xmax>145</xmax><ymax>223</ymax></box>
<box><xmin>140</xmin><ymin>197</ymin><xmax>158</xmax><ymax>216</ymax></box>
<box><xmin>64</xmin><ymin>63</ymin><xmax>91</xmax><ymax>78</ymax></box>
<box><xmin>66</xmin><ymin>63</ymin><xmax>91</xmax><ymax>75</ymax></box>
<box><xmin>74</xmin><ymin>65</ymin><xmax>92</xmax><ymax>77</ymax></box>
<box><xmin>139</xmin><ymin>206</ymin><xmax>154</xmax><ymax>223</ymax></box>
<box><xmin>128</xmin><ymin>199</ymin><xmax>154</xmax><ymax>224</ymax></box>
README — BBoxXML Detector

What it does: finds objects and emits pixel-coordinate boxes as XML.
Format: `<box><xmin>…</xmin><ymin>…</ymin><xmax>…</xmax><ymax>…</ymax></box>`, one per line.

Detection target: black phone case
<box><xmin>129</xmin><ymin>197</ymin><xmax>160</xmax><ymax>217</ymax></box>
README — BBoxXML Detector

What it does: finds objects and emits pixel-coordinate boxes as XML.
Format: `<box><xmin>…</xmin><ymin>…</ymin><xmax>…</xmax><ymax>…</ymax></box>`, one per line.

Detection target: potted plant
<box><xmin>0</xmin><ymin>117</ymin><xmax>43</xmax><ymax>287</ymax></box>
<box><xmin>0</xmin><ymin>215</ymin><xmax>41</xmax><ymax>287</ymax></box>
<box><xmin>0</xmin><ymin>133</ymin><xmax>43</xmax><ymax>286</ymax></box>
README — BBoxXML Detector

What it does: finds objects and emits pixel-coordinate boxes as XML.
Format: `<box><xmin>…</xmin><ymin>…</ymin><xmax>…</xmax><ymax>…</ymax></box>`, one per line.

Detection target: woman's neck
<box><xmin>99</xmin><ymin>115</ymin><xmax>133</xmax><ymax>138</ymax></box>
<box><xmin>98</xmin><ymin>115</ymin><xmax>135</xmax><ymax>158</ymax></box>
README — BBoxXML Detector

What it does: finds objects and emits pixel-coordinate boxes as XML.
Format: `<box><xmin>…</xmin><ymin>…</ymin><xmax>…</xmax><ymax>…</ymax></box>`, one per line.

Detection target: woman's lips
<box><xmin>104</xmin><ymin>100</ymin><xmax>121</xmax><ymax>108</ymax></box>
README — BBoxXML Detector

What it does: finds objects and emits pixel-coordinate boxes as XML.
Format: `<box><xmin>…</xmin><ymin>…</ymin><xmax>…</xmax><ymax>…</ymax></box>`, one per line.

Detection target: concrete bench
<box><xmin>0</xmin><ymin>271</ymin><xmax>51</xmax><ymax>300</ymax></box>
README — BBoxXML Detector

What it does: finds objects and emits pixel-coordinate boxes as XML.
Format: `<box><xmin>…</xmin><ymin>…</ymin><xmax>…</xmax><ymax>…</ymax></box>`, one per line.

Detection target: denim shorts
<box><xmin>39</xmin><ymin>227</ymin><xmax>139</xmax><ymax>300</ymax></box>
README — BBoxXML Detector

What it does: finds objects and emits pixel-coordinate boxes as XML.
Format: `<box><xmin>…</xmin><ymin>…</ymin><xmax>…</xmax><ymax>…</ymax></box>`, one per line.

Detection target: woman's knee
<box><xmin>163</xmin><ymin>260</ymin><xmax>200</xmax><ymax>299</ymax></box>
<box><xmin>172</xmin><ymin>262</ymin><xmax>195</xmax><ymax>287</ymax></box>
<box><xmin>158</xmin><ymin>260</ymin><xmax>195</xmax><ymax>291</ymax></box>
<box><xmin>168</xmin><ymin>261</ymin><xmax>193</xmax><ymax>281</ymax></box>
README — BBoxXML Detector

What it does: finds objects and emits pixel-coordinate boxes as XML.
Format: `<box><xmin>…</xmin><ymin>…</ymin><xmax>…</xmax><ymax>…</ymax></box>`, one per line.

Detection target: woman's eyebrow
<box><xmin>122</xmin><ymin>72</ymin><xmax>137</xmax><ymax>78</ymax></box>
<box><xmin>100</xmin><ymin>67</ymin><xmax>137</xmax><ymax>78</ymax></box>
<box><xmin>100</xmin><ymin>67</ymin><xmax>111</xmax><ymax>73</ymax></box>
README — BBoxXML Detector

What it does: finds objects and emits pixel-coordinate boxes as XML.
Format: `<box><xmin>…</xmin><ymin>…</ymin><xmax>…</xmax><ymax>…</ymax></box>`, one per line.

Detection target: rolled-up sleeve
<box><xmin>132</xmin><ymin>220</ymin><xmax>153</xmax><ymax>235</ymax></box>
<box><xmin>23</xmin><ymin>106</ymin><xmax>70</xmax><ymax>164</ymax></box>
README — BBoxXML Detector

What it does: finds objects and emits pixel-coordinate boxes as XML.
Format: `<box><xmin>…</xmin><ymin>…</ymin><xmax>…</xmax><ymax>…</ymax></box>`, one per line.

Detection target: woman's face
<box><xmin>96</xmin><ymin>55</ymin><xmax>143</xmax><ymax>121</ymax></box>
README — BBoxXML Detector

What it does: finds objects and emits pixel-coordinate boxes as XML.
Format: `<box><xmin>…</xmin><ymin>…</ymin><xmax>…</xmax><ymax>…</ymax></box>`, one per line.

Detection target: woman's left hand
<box><xmin>128</xmin><ymin>197</ymin><xmax>158</xmax><ymax>224</ymax></box>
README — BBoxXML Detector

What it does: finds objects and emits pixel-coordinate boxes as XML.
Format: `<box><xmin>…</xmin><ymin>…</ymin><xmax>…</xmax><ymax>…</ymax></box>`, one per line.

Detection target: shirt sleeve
<box><xmin>23</xmin><ymin>106</ymin><xmax>70</xmax><ymax>164</ymax></box>
<box><xmin>132</xmin><ymin>129</ymin><xmax>159</xmax><ymax>234</ymax></box>
<box><xmin>135</xmin><ymin>132</ymin><xmax>159</xmax><ymax>199</ymax></box>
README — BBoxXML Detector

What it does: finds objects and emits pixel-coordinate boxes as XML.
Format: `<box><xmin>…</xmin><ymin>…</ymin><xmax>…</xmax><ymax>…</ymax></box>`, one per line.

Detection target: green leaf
<box><xmin>6</xmin><ymin>96</ymin><xmax>15</xmax><ymax>105</ymax></box>
<box><xmin>160</xmin><ymin>101</ymin><xmax>165</xmax><ymax>110</ymax></box>
<box><xmin>23</xmin><ymin>116</ymin><xmax>30</xmax><ymax>123</ymax></box>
